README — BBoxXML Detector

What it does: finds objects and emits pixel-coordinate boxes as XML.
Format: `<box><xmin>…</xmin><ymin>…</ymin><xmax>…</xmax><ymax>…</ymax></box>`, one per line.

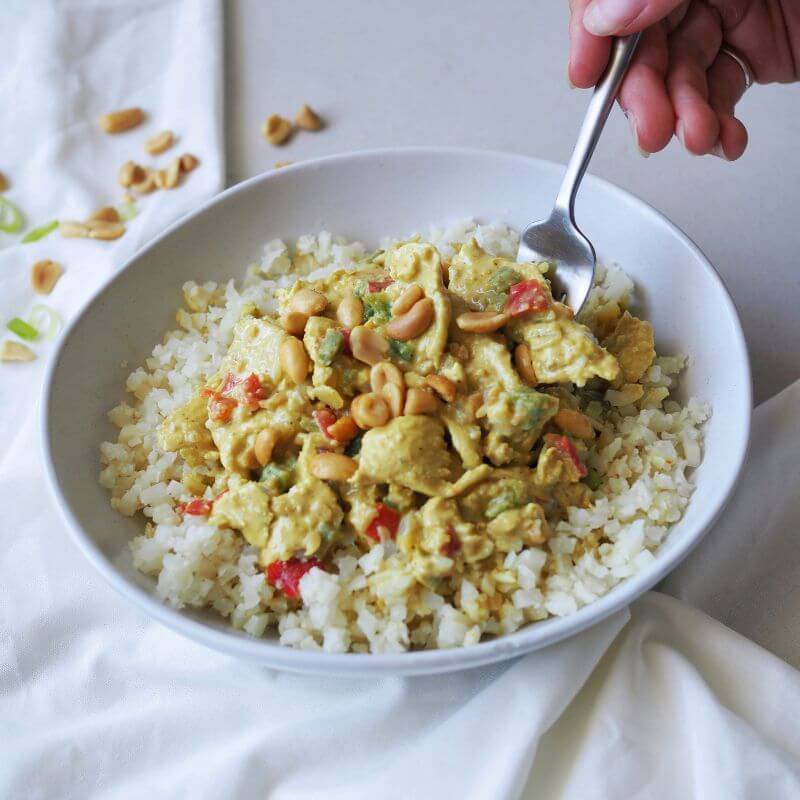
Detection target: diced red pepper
<box><xmin>266</xmin><ymin>557</ymin><xmax>325</xmax><ymax>599</ymax></box>
<box><xmin>178</xmin><ymin>497</ymin><xmax>213</xmax><ymax>516</ymax></box>
<box><xmin>242</xmin><ymin>372</ymin><xmax>268</xmax><ymax>410</ymax></box>
<box><xmin>341</xmin><ymin>328</ymin><xmax>352</xmax><ymax>355</ymax></box>
<box><xmin>207</xmin><ymin>393</ymin><xmax>237</xmax><ymax>422</ymax></box>
<box><xmin>313</xmin><ymin>408</ymin><xmax>338</xmax><ymax>439</ymax></box>
<box><xmin>367</xmin><ymin>279</ymin><xmax>394</xmax><ymax>293</ymax></box>
<box><xmin>365</xmin><ymin>503</ymin><xmax>402</xmax><ymax>542</ymax></box>
<box><xmin>441</xmin><ymin>527</ymin><xmax>461</xmax><ymax>557</ymax></box>
<box><xmin>506</xmin><ymin>280</ymin><xmax>550</xmax><ymax>316</ymax></box>
<box><xmin>545</xmin><ymin>434</ymin><xmax>588</xmax><ymax>478</ymax></box>
<box><xmin>219</xmin><ymin>372</ymin><xmax>242</xmax><ymax>395</ymax></box>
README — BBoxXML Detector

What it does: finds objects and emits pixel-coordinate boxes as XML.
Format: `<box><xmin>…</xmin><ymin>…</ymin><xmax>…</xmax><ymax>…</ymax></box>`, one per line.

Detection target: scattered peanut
<box><xmin>370</xmin><ymin>361</ymin><xmax>404</xmax><ymax>394</ymax></box>
<box><xmin>99</xmin><ymin>107</ymin><xmax>145</xmax><ymax>134</ymax></box>
<box><xmin>404</xmin><ymin>387</ymin><xmax>439</xmax><ymax>415</ymax></box>
<box><xmin>254</xmin><ymin>429</ymin><xmax>279</xmax><ymax>465</ymax></box>
<box><xmin>326</xmin><ymin>415</ymin><xmax>359</xmax><ymax>444</ymax></box>
<box><xmin>280</xmin><ymin>311</ymin><xmax>309</xmax><ymax>336</ymax></box>
<box><xmin>351</xmin><ymin>392</ymin><xmax>391</xmax><ymax>429</ymax></box>
<box><xmin>380</xmin><ymin>383</ymin><xmax>405</xmax><ymax>418</ymax></box>
<box><xmin>295</xmin><ymin>104</ymin><xmax>323</xmax><ymax>131</ymax></box>
<box><xmin>31</xmin><ymin>259</ymin><xmax>63</xmax><ymax>295</ymax></box>
<box><xmin>384</xmin><ymin>297</ymin><xmax>435</xmax><ymax>341</ymax></box>
<box><xmin>279</xmin><ymin>336</ymin><xmax>310</xmax><ymax>384</ymax></box>
<box><xmin>180</xmin><ymin>153</ymin><xmax>200</xmax><ymax>172</ymax></box>
<box><xmin>118</xmin><ymin>161</ymin><xmax>144</xmax><ymax>188</ymax></box>
<box><xmin>392</xmin><ymin>284</ymin><xmax>423</xmax><ymax>316</ymax></box>
<box><xmin>130</xmin><ymin>168</ymin><xmax>157</xmax><ymax>194</ymax></box>
<box><xmin>0</xmin><ymin>340</ymin><xmax>35</xmax><ymax>362</ymax></box>
<box><xmin>426</xmin><ymin>374</ymin><xmax>456</xmax><ymax>402</ymax></box>
<box><xmin>553</xmin><ymin>408</ymin><xmax>595</xmax><ymax>439</ymax></box>
<box><xmin>289</xmin><ymin>287</ymin><xmax>328</xmax><ymax>316</ymax></box>
<box><xmin>310</xmin><ymin>452</ymin><xmax>357</xmax><ymax>481</ymax></box>
<box><xmin>349</xmin><ymin>326</ymin><xmax>389</xmax><ymax>365</ymax></box>
<box><xmin>88</xmin><ymin>206</ymin><xmax>120</xmax><ymax>223</ymax></box>
<box><xmin>274</xmin><ymin>160</ymin><xmax>292</xmax><ymax>169</ymax></box>
<box><xmin>336</xmin><ymin>293</ymin><xmax>363</xmax><ymax>328</ymax></box>
<box><xmin>514</xmin><ymin>344</ymin><xmax>538</xmax><ymax>385</ymax></box>
<box><xmin>87</xmin><ymin>220</ymin><xmax>126</xmax><ymax>240</ymax></box>
<box><xmin>60</xmin><ymin>221</ymin><xmax>90</xmax><ymax>238</ymax></box>
<box><xmin>157</xmin><ymin>158</ymin><xmax>181</xmax><ymax>190</ymax></box>
<box><xmin>263</xmin><ymin>114</ymin><xmax>292</xmax><ymax>145</ymax></box>
<box><xmin>144</xmin><ymin>130</ymin><xmax>174</xmax><ymax>155</ymax></box>
<box><xmin>455</xmin><ymin>310</ymin><xmax>510</xmax><ymax>333</ymax></box>
<box><xmin>0</xmin><ymin>171</ymin><xmax>8</xmax><ymax>192</ymax></box>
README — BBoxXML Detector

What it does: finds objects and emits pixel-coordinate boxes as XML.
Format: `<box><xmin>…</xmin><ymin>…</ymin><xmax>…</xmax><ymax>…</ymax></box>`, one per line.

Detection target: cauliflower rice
<box><xmin>99</xmin><ymin>220</ymin><xmax>708</xmax><ymax>654</ymax></box>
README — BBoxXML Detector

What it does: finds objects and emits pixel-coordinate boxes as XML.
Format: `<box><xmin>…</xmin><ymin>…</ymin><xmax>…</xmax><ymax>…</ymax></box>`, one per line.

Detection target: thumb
<box><xmin>583</xmin><ymin>0</ymin><xmax>685</xmax><ymax>36</ymax></box>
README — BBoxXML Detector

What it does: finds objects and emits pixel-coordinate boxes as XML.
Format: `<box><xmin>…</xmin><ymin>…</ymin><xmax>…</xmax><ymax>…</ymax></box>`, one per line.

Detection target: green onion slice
<box><xmin>28</xmin><ymin>305</ymin><xmax>62</xmax><ymax>340</ymax></box>
<box><xmin>7</xmin><ymin>317</ymin><xmax>38</xmax><ymax>341</ymax></box>
<box><xmin>0</xmin><ymin>197</ymin><xmax>23</xmax><ymax>233</ymax></box>
<box><xmin>116</xmin><ymin>200</ymin><xmax>139</xmax><ymax>221</ymax></box>
<box><xmin>22</xmin><ymin>219</ymin><xmax>59</xmax><ymax>243</ymax></box>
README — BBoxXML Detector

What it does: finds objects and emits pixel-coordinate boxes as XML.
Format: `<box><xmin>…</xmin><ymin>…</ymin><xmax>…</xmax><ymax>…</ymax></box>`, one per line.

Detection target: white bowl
<box><xmin>42</xmin><ymin>148</ymin><xmax>751</xmax><ymax>677</ymax></box>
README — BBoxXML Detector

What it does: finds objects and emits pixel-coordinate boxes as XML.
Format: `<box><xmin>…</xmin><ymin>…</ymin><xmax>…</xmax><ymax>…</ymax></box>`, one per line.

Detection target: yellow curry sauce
<box><xmin>158</xmin><ymin>239</ymin><xmax>655</xmax><ymax>599</ymax></box>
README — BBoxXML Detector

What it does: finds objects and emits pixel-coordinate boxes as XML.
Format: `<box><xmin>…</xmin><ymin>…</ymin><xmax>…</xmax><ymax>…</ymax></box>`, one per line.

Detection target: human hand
<box><xmin>568</xmin><ymin>0</ymin><xmax>800</xmax><ymax>159</ymax></box>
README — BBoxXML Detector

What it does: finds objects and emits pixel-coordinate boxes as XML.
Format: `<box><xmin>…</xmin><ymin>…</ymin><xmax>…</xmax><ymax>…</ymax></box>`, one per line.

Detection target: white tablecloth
<box><xmin>1</xmin><ymin>3</ymin><xmax>799</xmax><ymax>798</ymax></box>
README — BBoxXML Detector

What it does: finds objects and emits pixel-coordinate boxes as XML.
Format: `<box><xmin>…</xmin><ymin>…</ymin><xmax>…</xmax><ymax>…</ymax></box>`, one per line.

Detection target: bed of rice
<box><xmin>98</xmin><ymin>220</ymin><xmax>709</xmax><ymax>654</ymax></box>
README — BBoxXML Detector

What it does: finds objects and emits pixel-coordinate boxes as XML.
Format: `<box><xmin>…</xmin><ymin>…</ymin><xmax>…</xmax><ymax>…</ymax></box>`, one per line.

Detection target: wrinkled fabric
<box><xmin>2</xmin><ymin>3</ymin><xmax>800</xmax><ymax>798</ymax></box>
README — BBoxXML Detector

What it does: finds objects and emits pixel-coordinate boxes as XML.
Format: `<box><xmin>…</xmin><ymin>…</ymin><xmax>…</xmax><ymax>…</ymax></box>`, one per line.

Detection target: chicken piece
<box><xmin>486</xmin><ymin>503</ymin><xmax>549</xmax><ymax>551</ymax></box>
<box><xmin>302</xmin><ymin>314</ymin><xmax>365</xmax><ymax>396</ymax></box>
<box><xmin>355</xmin><ymin>415</ymin><xmax>460</xmax><ymax>496</ymax></box>
<box><xmin>603</xmin><ymin>311</ymin><xmax>656</xmax><ymax>383</ymax></box>
<box><xmin>209</xmin><ymin>477</ymin><xmax>273</xmax><ymax>548</ymax></box>
<box><xmin>216</xmin><ymin>314</ymin><xmax>288</xmax><ymax>386</ymax></box>
<box><xmin>158</xmin><ymin>393</ymin><xmax>216</xmax><ymax>467</ymax></box>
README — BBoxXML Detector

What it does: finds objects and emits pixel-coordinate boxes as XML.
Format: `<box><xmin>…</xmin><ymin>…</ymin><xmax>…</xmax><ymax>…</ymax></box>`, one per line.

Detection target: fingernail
<box><xmin>567</xmin><ymin>64</ymin><xmax>577</xmax><ymax>89</ymax></box>
<box><xmin>625</xmin><ymin>110</ymin><xmax>649</xmax><ymax>158</ymax></box>
<box><xmin>676</xmin><ymin>121</ymin><xmax>698</xmax><ymax>157</ymax></box>
<box><xmin>711</xmin><ymin>143</ymin><xmax>729</xmax><ymax>161</ymax></box>
<box><xmin>583</xmin><ymin>0</ymin><xmax>634</xmax><ymax>36</ymax></box>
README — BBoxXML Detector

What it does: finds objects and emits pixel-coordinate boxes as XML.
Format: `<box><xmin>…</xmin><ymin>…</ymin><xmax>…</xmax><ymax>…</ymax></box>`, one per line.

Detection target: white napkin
<box><xmin>2</xmin><ymin>3</ymin><xmax>800</xmax><ymax>798</ymax></box>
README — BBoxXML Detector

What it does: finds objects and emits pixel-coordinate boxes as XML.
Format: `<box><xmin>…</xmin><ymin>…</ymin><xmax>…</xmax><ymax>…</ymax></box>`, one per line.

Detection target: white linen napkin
<box><xmin>2</xmin><ymin>3</ymin><xmax>800</xmax><ymax>798</ymax></box>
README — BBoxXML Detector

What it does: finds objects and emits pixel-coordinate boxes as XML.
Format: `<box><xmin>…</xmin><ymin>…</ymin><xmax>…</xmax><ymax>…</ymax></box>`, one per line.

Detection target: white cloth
<box><xmin>2</xmin><ymin>4</ymin><xmax>800</xmax><ymax>799</ymax></box>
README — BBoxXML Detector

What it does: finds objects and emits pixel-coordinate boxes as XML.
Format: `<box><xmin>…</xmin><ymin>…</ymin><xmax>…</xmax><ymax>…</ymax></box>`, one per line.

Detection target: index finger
<box><xmin>569</xmin><ymin>0</ymin><xmax>612</xmax><ymax>88</ymax></box>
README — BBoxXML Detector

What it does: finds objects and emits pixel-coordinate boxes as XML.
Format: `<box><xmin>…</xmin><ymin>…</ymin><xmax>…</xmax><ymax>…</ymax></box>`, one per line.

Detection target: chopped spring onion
<box><xmin>586</xmin><ymin>467</ymin><xmax>603</xmax><ymax>491</ymax></box>
<box><xmin>27</xmin><ymin>304</ymin><xmax>62</xmax><ymax>340</ymax></box>
<box><xmin>116</xmin><ymin>200</ymin><xmax>139</xmax><ymax>221</ymax></box>
<box><xmin>22</xmin><ymin>219</ymin><xmax>59</xmax><ymax>243</ymax></box>
<box><xmin>388</xmin><ymin>339</ymin><xmax>414</xmax><ymax>362</ymax></box>
<box><xmin>7</xmin><ymin>317</ymin><xmax>38</xmax><ymax>341</ymax></box>
<box><xmin>0</xmin><ymin>197</ymin><xmax>23</xmax><ymax>233</ymax></box>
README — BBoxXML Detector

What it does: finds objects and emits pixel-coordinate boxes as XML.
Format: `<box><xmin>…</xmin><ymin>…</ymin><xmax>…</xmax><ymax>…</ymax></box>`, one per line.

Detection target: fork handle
<box><xmin>554</xmin><ymin>33</ymin><xmax>642</xmax><ymax>219</ymax></box>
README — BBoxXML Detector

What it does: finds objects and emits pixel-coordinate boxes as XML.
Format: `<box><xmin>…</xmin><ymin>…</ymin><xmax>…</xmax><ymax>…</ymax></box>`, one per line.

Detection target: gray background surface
<box><xmin>226</xmin><ymin>0</ymin><xmax>800</xmax><ymax>404</ymax></box>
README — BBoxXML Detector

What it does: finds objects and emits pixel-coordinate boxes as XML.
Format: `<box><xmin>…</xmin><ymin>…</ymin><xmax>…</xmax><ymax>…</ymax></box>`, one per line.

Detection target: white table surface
<box><xmin>226</xmin><ymin>0</ymin><xmax>800</xmax><ymax>405</ymax></box>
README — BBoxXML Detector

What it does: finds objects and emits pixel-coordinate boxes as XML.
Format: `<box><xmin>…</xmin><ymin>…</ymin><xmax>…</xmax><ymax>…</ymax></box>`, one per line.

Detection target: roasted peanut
<box><xmin>514</xmin><ymin>343</ymin><xmax>538</xmax><ymax>385</ymax></box>
<box><xmin>87</xmin><ymin>220</ymin><xmax>125</xmax><ymax>240</ymax></box>
<box><xmin>426</xmin><ymin>374</ymin><xmax>456</xmax><ymax>402</ymax></box>
<box><xmin>0</xmin><ymin>340</ymin><xmax>35</xmax><ymax>362</ymax></box>
<box><xmin>159</xmin><ymin>157</ymin><xmax>181</xmax><ymax>189</ymax></box>
<box><xmin>326</xmin><ymin>415</ymin><xmax>359</xmax><ymax>443</ymax></box>
<box><xmin>380</xmin><ymin>383</ymin><xmax>405</xmax><ymax>418</ymax></box>
<box><xmin>59</xmin><ymin>221</ymin><xmax>90</xmax><ymax>238</ymax></box>
<box><xmin>273</xmin><ymin>160</ymin><xmax>292</xmax><ymax>169</ymax></box>
<box><xmin>99</xmin><ymin>107</ymin><xmax>145</xmax><ymax>134</ymax></box>
<box><xmin>295</xmin><ymin>104</ymin><xmax>323</xmax><ymax>131</ymax></box>
<box><xmin>384</xmin><ymin>297</ymin><xmax>435</xmax><ymax>341</ymax></box>
<box><xmin>337</xmin><ymin>293</ymin><xmax>363</xmax><ymax>328</ymax></box>
<box><xmin>392</xmin><ymin>284</ymin><xmax>423</xmax><ymax>316</ymax></box>
<box><xmin>144</xmin><ymin>130</ymin><xmax>174</xmax><ymax>155</ymax></box>
<box><xmin>254</xmin><ymin>429</ymin><xmax>279</xmax><ymax>465</ymax></box>
<box><xmin>263</xmin><ymin>114</ymin><xmax>292</xmax><ymax>145</ymax></box>
<box><xmin>180</xmin><ymin>153</ymin><xmax>200</xmax><ymax>172</ymax></box>
<box><xmin>553</xmin><ymin>408</ymin><xmax>595</xmax><ymax>439</ymax></box>
<box><xmin>349</xmin><ymin>325</ymin><xmax>389</xmax><ymax>365</ymax></box>
<box><xmin>455</xmin><ymin>311</ymin><xmax>510</xmax><ymax>333</ymax></box>
<box><xmin>31</xmin><ymin>260</ymin><xmax>63</xmax><ymax>295</ymax></box>
<box><xmin>404</xmin><ymin>387</ymin><xmax>439</xmax><ymax>415</ymax></box>
<box><xmin>370</xmin><ymin>361</ymin><xmax>404</xmax><ymax>394</ymax></box>
<box><xmin>289</xmin><ymin>287</ymin><xmax>328</xmax><ymax>316</ymax></box>
<box><xmin>88</xmin><ymin>206</ymin><xmax>120</xmax><ymax>223</ymax></box>
<box><xmin>130</xmin><ymin>168</ymin><xmax>157</xmax><ymax>194</ymax></box>
<box><xmin>280</xmin><ymin>311</ymin><xmax>309</xmax><ymax>336</ymax></box>
<box><xmin>279</xmin><ymin>337</ymin><xmax>310</xmax><ymax>384</ymax></box>
<box><xmin>118</xmin><ymin>160</ymin><xmax>144</xmax><ymax>188</ymax></box>
<box><xmin>310</xmin><ymin>452</ymin><xmax>357</xmax><ymax>481</ymax></box>
<box><xmin>351</xmin><ymin>392</ymin><xmax>391</xmax><ymax>429</ymax></box>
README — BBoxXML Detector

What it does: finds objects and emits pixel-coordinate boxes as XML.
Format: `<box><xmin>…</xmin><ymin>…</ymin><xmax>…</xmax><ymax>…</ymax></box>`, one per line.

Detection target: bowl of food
<box><xmin>42</xmin><ymin>147</ymin><xmax>751</xmax><ymax>676</ymax></box>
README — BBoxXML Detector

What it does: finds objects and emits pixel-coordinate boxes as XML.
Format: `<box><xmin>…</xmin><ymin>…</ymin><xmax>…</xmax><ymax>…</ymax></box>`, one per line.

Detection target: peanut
<box><xmin>350</xmin><ymin>326</ymin><xmax>389</xmax><ymax>365</ymax></box>
<box><xmin>380</xmin><ymin>383</ymin><xmax>405</xmax><ymax>418</ymax></box>
<box><xmin>351</xmin><ymin>392</ymin><xmax>391</xmax><ymax>429</ymax></box>
<box><xmin>392</xmin><ymin>284</ymin><xmax>423</xmax><ymax>316</ymax></box>
<box><xmin>425</xmin><ymin>374</ymin><xmax>456</xmax><ymax>402</ymax></box>
<box><xmin>254</xmin><ymin>429</ymin><xmax>279</xmax><ymax>466</ymax></box>
<box><xmin>455</xmin><ymin>311</ymin><xmax>510</xmax><ymax>333</ymax></box>
<box><xmin>337</xmin><ymin>293</ymin><xmax>363</xmax><ymax>328</ymax></box>
<box><xmin>0</xmin><ymin>340</ymin><xmax>35</xmax><ymax>362</ymax></box>
<box><xmin>280</xmin><ymin>311</ymin><xmax>309</xmax><ymax>336</ymax></box>
<box><xmin>144</xmin><ymin>130</ymin><xmax>174</xmax><ymax>155</ymax></box>
<box><xmin>514</xmin><ymin>344</ymin><xmax>538</xmax><ymax>385</ymax></box>
<box><xmin>279</xmin><ymin>337</ymin><xmax>310</xmax><ymax>384</ymax></box>
<box><xmin>118</xmin><ymin>161</ymin><xmax>144</xmax><ymax>188</ymax></box>
<box><xmin>59</xmin><ymin>221</ymin><xmax>90</xmax><ymax>238</ymax></box>
<box><xmin>263</xmin><ymin>114</ymin><xmax>292</xmax><ymax>145</ymax></box>
<box><xmin>31</xmin><ymin>260</ymin><xmax>63</xmax><ymax>295</ymax></box>
<box><xmin>310</xmin><ymin>452</ymin><xmax>357</xmax><ymax>481</ymax></box>
<box><xmin>403</xmin><ymin>387</ymin><xmax>439</xmax><ymax>415</ymax></box>
<box><xmin>370</xmin><ymin>361</ymin><xmax>404</xmax><ymax>394</ymax></box>
<box><xmin>99</xmin><ymin>107</ymin><xmax>145</xmax><ymax>134</ymax></box>
<box><xmin>180</xmin><ymin>153</ymin><xmax>200</xmax><ymax>172</ymax></box>
<box><xmin>553</xmin><ymin>408</ymin><xmax>595</xmax><ymax>440</ymax></box>
<box><xmin>326</xmin><ymin>415</ymin><xmax>359</xmax><ymax>444</ymax></box>
<box><xmin>130</xmin><ymin>168</ymin><xmax>157</xmax><ymax>194</ymax></box>
<box><xmin>289</xmin><ymin>287</ymin><xmax>328</xmax><ymax>316</ymax></box>
<box><xmin>88</xmin><ymin>206</ymin><xmax>120</xmax><ymax>223</ymax></box>
<box><xmin>384</xmin><ymin>297</ymin><xmax>435</xmax><ymax>341</ymax></box>
<box><xmin>295</xmin><ymin>104</ymin><xmax>323</xmax><ymax>131</ymax></box>
<box><xmin>87</xmin><ymin>220</ymin><xmax>125</xmax><ymax>240</ymax></box>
